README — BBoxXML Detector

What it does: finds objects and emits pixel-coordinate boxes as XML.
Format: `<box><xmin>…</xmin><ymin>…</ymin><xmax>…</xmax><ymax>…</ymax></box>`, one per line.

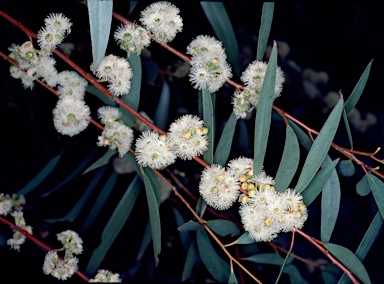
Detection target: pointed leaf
<box><xmin>253</xmin><ymin>42</ymin><xmax>277</xmax><ymax>175</ymax></box>
<box><xmin>213</xmin><ymin>112</ymin><xmax>237</xmax><ymax>165</ymax></box>
<box><xmin>88</xmin><ymin>0</ymin><xmax>113</xmax><ymax>70</ymax></box>
<box><xmin>275</xmin><ymin>125</ymin><xmax>300</xmax><ymax>192</ymax></box>
<box><xmin>367</xmin><ymin>173</ymin><xmax>384</xmax><ymax>219</ymax></box>
<box><xmin>356</xmin><ymin>211</ymin><xmax>383</xmax><ymax>261</ymax></box>
<box><xmin>342</xmin><ymin>108</ymin><xmax>353</xmax><ymax>149</ymax></box>
<box><xmin>197</xmin><ymin>229</ymin><xmax>230</xmax><ymax>282</ymax></box>
<box><xmin>136</xmin><ymin>219</ymin><xmax>152</xmax><ymax>261</ymax></box>
<box><xmin>202</xmin><ymin>89</ymin><xmax>215</xmax><ymax>164</ymax></box>
<box><xmin>200</xmin><ymin>1</ymin><xmax>240</xmax><ymax>75</ymax></box>
<box><xmin>206</xmin><ymin>219</ymin><xmax>240</xmax><ymax>237</ymax></box>
<box><xmin>324</xmin><ymin>243</ymin><xmax>371</xmax><ymax>284</ymax></box>
<box><xmin>17</xmin><ymin>151</ymin><xmax>63</xmax><ymax>196</ymax></box>
<box><xmin>125</xmin><ymin>152</ymin><xmax>143</xmax><ymax>180</ymax></box>
<box><xmin>154</xmin><ymin>81</ymin><xmax>170</xmax><ymax>130</ymax></box>
<box><xmin>85</xmin><ymin>175</ymin><xmax>142</xmax><ymax>276</ymax></box>
<box><xmin>321</xmin><ymin>157</ymin><xmax>341</xmax><ymax>243</ymax></box>
<box><xmin>235</xmin><ymin>232</ymin><xmax>255</xmax><ymax>245</ymax></box>
<box><xmin>228</xmin><ymin>272</ymin><xmax>238</xmax><ymax>284</ymax></box>
<box><xmin>294</xmin><ymin>97</ymin><xmax>343</xmax><ymax>193</ymax></box>
<box><xmin>86</xmin><ymin>85</ymin><xmax>117</xmax><ymax>106</ymax></box>
<box><xmin>288</xmin><ymin>120</ymin><xmax>313</xmax><ymax>151</ymax></box>
<box><xmin>143</xmin><ymin>167</ymin><xmax>161</xmax><ymax>205</ymax></box>
<box><xmin>182</xmin><ymin>237</ymin><xmax>198</xmax><ymax>282</ymax></box>
<box><xmin>172</xmin><ymin>207</ymin><xmax>192</xmax><ymax>254</ymax></box>
<box><xmin>356</xmin><ymin>174</ymin><xmax>371</xmax><ymax>196</ymax></box>
<box><xmin>142</xmin><ymin>170</ymin><xmax>161</xmax><ymax>266</ymax></box>
<box><xmin>301</xmin><ymin>158</ymin><xmax>339</xmax><ymax>206</ymax></box>
<box><xmin>336</xmin><ymin>159</ymin><xmax>355</xmax><ymax>177</ymax></box>
<box><xmin>196</xmin><ymin>196</ymin><xmax>207</xmax><ymax>218</ymax></box>
<box><xmin>246</xmin><ymin>253</ymin><xmax>292</xmax><ymax>265</ymax></box>
<box><xmin>119</xmin><ymin>54</ymin><xmax>142</xmax><ymax>127</ymax></box>
<box><xmin>344</xmin><ymin>60</ymin><xmax>372</xmax><ymax>114</ymax></box>
<box><xmin>83</xmin><ymin>149</ymin><xmax>116</xmax><ymax>174</ymax></box>
<box><xmin>256</xmin><ymin>2</ymin><xmax>275</xmax><ymax>61</ymax></box>
<box><xmin>177</xmin><ymin>220</ymin><xmax>203</xmax><ymax>232</ymax></box>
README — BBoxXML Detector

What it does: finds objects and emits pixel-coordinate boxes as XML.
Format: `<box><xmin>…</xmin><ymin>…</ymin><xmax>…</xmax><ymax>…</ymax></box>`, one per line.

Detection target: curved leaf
<box><xmin>142</xmin><ymin>170</ymin><xmax>161</xmax><ymax>266</ymax></box>
<box><xmin>86</xmin><ymin>85</ymin><xmax>117</xmax><ymax>106</ymax></box>
<box><xmin>294</xmin><ymin>97</ymin><xmax>343</xmax><ymax>193</ymax></box>
<box><xmin>336</xmin><ymin>159</ymin><xmax>355</xmax><ymax>177</ymax></box>
<box><xmin>275</xmin><ymin>125</ymin><xmax>300</xmax><ymax>192</ymax></box>
<box><xmin>356</xmin><ymin>174</ymin><xmax>371</xmax><ymax>196</ymax></box>
<box><xmin>246</xmin><ymin>253</ymin><xmax>292</xmax><ymax>265</ymax></box>
<box><xmin>17</xmin><ymin>151</ymin><xmax>63</xmax><ymax>196</ymax></box>
<box><xmin>172</xmin><ymin>207</ymin><xmax>192</xmax><ymax>254</ymax></box>
<box><xmin>367</xmin><ymin>173</ymin><xmax>384</xmax><ymax>219</ymax></box>
<box><xmin>344</xmin><ymin>60</ymin><xmax>372</xmax><ymax>114</ymax></box>
<box><xmin>200</xmin><ymin>1</ymin><xmax>240</xmax><ymax>75</ymax></box>
<box><xmin>202</xmin><ymin>89</ymin><xmax>215</xmax><ymax>164</ymax></box>
<box><xmin>288</xmin><ymin>120</ymin><xmax>313</xmax><ymax>151</ymax></box>
<box><xmin>235</xmin><ymin>232</ymin><xmax>255</xmax><ymax>245</ymax></box>
<box><xmin>182</xmin><ymin>237</ymin><xmax>198</xmax><ymax>282</ymax></box>
<box><xmin>253</xmin><ymin>41</ymin><xmax>277</xmax><ymax>176</ymax></box>
<box><xmin>283</xmin><ymin>264</ymin><xmax>308</xmax><ymax>284</ymax></box>
<box><xmin>195</xmin><ymin>196</ymin><xmax>207</xmax><ymax>218</ymax></box>
<box><xmin>88</xmin><ymin>0</ymin><xmax>113</xmax><ymax>70</ymax></box>
<box><xmin>83</xmin><ymin>149</ymin><xmax>117</xmax><ymax>174</ymax></box>
<box><xmin>324</xmin><ymin>243</ymin><xmax>371</xmax><ymax>284</ymax></box>
<box><xmin>154</xmin><ymin>81</ymin><xmax>170</xmax><ymax>130</ymax></box>
<box><xmin>177</xmin><ymin>220</ymin><xmax>202</xmax><ymax>232</ymax></box>
<box><xmin>206</xmin><ymin>219</ymin><xmax>240</xmax><ymax>237</ymax></box>
<box><xmin>256</xmin><ymin>2</ymin><xmax>275</xmax><ymax>61</ymax></box>
<box><xmin>120</xmin><ymin>54</ymin><xmax>142</xmax><ymax>127</ymax></box>
<box><xmin>136</xmin><ymin>219</ymin><xmax>152</xmax><ymax>261</ymax></box>
<box><xmin>356</xmin><ymin>211</ymin><xmax>383</xmax><ymax>261</ymax></box>
<box><xmin>197</xmin><ymin>229</ymin><xmax>230</xmax><ymax>282</ymax></box>
<box><xmin>85</xmin><ymin>175</ymin><xmax>142</xmax><ymax>276</ymax></box>
<box><xmin>342</xmin><ymin>108</ymin><xmax>353</xmax><ymax>149</ymax></box>
<box><xmin>213</xmin><ymin>112</ymin><xmax>237</xmax><ymax>165</ymax></box>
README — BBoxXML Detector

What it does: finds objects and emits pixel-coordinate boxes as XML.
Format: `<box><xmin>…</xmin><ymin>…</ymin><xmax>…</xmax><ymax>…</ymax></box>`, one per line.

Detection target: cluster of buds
<box><xmin>114</xmin><ymin>23</ymin><xmax>151</xmax><ymax>56</ymax></box>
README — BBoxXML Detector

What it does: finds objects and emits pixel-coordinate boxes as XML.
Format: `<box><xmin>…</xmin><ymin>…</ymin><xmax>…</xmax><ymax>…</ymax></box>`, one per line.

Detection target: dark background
<box><xmin>0</xmin><ymin>1</ymin><xmax>383</xmax><ymax>283</ymax></box>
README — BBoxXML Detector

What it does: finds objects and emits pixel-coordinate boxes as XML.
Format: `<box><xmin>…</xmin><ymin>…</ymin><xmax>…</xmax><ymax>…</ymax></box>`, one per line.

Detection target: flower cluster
<box><xmin>114</xmin><ymin>23</ymin><xmax>151</xmax><ymax>56</ymax></box>
<box><xmin>89</xmin><ymin>269</ymin><xmax>122</xmax><ymax>283</ymax></box>
<box><xmin>186</xmin><ymin>35</ymin><xmax>232</xmax><ymax>93</ymax></box>
<box><xmin>140</xmin><ymin>1</ymin><xmax>183</xmax><ymax>43</ymax></box>
<box><xmin>97</xmin><ymin>106</ymin><xmax>134</xmax><ymax>158</ymax></box>
<box><xmin>93</xmin><ymin>54</ymin><xmax>133</xmax><ymax>96</ymax></box>
<box><xmin>239</xmin><ymin>172</ymin><xmax>308</xmax><ymax>242</ymax></box>
<box><xmin>232</xmin><ymin>60</ymin><xmax>285</xmax><ymax>119</ymax></box>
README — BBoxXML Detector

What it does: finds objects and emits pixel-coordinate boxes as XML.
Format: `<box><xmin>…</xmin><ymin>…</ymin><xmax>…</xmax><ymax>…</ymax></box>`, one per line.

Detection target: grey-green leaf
<box><xmin>206</xmin><ymin>219</ymin><xmax>240</xmax><ymax>237</ymax></box>
<box><xmin>294</xmin><ymin>96</ymin><xmax>343</xmax><ymax>193</ymax></box>
<box><xmin>200</xmin><ymin>1</ymin><xmax>240</xmax><ymax>75</ymax></box>
<box><xmin>172</xmin><ymin>207</ymin><xmax>192</xmax><ymax>254</ymax></box>
<box><xmin>336</xmin><ymin>159</ymin><xmax>355</xmax><ymax>177</ymax></box>
<box><xmin>85</xmin><ymin>175</ymin><xmax>142</xmax><ymax>276</ymax></box>
<box><xmin>136</xmin><ymin>219</ymin><xmax>152</xmax><ymax>261</ymax></box>
<box><xmin>88</xmin><ymin>0</ymin><xmax>113</xmax><ymax>70</ymax></box>
<box><xmin>177</xmin><ymin>220</ymin><xmax>203</xmax><ymax>232</ymax></box>
<box><xmin>288</xmin><ymin>120</ymin><xmax>313</xmax><ymax>151</ymax></box>
<box><xmin>324</xmin><ymin>243</ymin><xmax>371</xmax><ymax>284</ymax></box>
<box><xmin>275</xmin><ymin>125</ymin><xmax>300</xmax><ymax>192</ymax></box>
<box><xmin>182</xmin><ymin>237</ymin><xmax>198</xmax><ymax>282</ymax></box>
<box><xmin>86</xmin><ymin>85</ymin><xmax>117</xmax><ymax>106</ymax></box>
<box><xmin>83</xmin><ymin>149</ymin><xmax>117</xmax><ymax>174</ymax></box>
<box><xmin>367</xmin><ymin>173</ymin><xmax>384</xmax><ymax>219</ymax></box>
<box><xmin>256</xmin><ymin>2</ymin><xmax>274</xmax><ymax>61</ymax></box>
<box><xmin>356</xmin><ymin>174</ymin><xmax>371</xmax><ymax>196</ymax></box>
<box><xmin>228</xmin><ymin>272</ymin><xmax>238</xmax><ymax>284</ymax></box>
<box><xmin>235</xmin><ymin>232</ymin><xmax>255</xmax><ymax>245</ymax></box>
<box><xmin>344</xmin><ymin>60</ymin><xmax>372</xmax><ymax>114</ymax></box>
<box><xmin>283</xmin><ymin>264</ymin><xmax>308</xmax><ymax>284</ymax></box>
<box><xmin>342</xmin><ymin>108</ymin><xmax>353</xmax><ymax>149</ymax></box>
<box><xmin>197</xmin><ymin>229</ymin><xmax>230</xmax><ymax>282</ymax></box>
<box><xmin>202</xmin><ymin>89</ymin><xmax>215</xmax><ymax>164</ymax></box>
<box><xmin>213</xmin><ymin>112</ymin><xmax>237</xmax><ymax>165</ymax></box>
<box><xmin>356</xmin><ymin>211</ymin><xmax>383</xmax><ymax>261</ymax></box>
<box><xmin>154</xmin><ymin>81</ymin><xmax>170</xmax><ymax>130</ymax></box>
<box><xmin>253</xmin><ymin>41</ymin><xmax>277</xmax><ymax>176</ymax></box>
<box><xmin>246</xmin><ymin>253</ymin><xmax>292</xmax><ymax>265</ymax></box>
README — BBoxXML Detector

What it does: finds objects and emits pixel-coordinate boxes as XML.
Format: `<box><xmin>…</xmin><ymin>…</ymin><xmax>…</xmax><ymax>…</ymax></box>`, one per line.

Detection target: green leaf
<box><xmin>246</xmin><ymin>253</ymin><xmax>292</xmax><ymax>265</ymax></box>
<box><xmin>342</xmin><ymin>108</ymin><xmax>353</xmax><ymax>149</ymax></box>
<box><xmin>322</xmin><ymin>263</ymin><xmax>342</xmax><ymax>284</ymax></box>
<box><xmin>17</xmin><ymin>151</ymin><xmax>63</xmax><ymax>196</ymax></box>
<box><xmin>86</xmin><ymin>85</ymin><xmax>117</xmax><ymax>106</ymax></box>
<box><xmin>85</xmin><ymin>175</ymin><xmax>142</xmax><ymax>276</ymax></box>
<box><xmin>200</xmin><ymin>1</ymin><xmax>240</xmax><ymax>75</ymax></box>
<box><xmin>81</xmin><ymin>171</ymin><xmax>119</xmax><ymax>233</ymax></box>
<box><xmin>83</xmin><ymin>149</ymin><xmax>117</xmax><ymax>174</ymax></box>
<box><xmin>283</xmin><ymin>264</ymin><xmax>308</xmax><ymax>284</ymax></box>
<box><xmin>237</xmin><ymin>118</ymin><xmax>251</xmax><ymax>152</ymax></box>
<box><xmin>321</xmin><ymin>157</ymin><xmax>341</xmax><ymax>243</ymax></box>
<box><xmin>336</xmin><ymin>159</ymin><xmax>355</xmax><ymax>177</ymax></box>
<box><xmin>256</xmin><ymin>2</ymin><xmax>275</xmax><ymax>61</ymax></box>
<box><xmin>202</xmin><ymin>89</ymin><xmax>215</xmax><ymax>164</ymax></box>
<box><xmin>172</xmin><ymin>207</ymin><xmax>192</xmax><ymax>254</ymax></box>
<box><xmin>119</xmin><ymin>54</ymin><xmax>142</xmax><ymax>127</ymax></box>
<box><xmin>344</xmin><ymin>60</ymin><xmax>372</xmax><ymax>114</ymax></box>
<box><xmin>142</xmin><ymin>170</ymin><xmax>161</xmax><ymax>266</ymax></box>
<box><xmin>213</xmin><ymin>112</ymin><xmax>237</xmax><ymax>165</ymax></box>
<box><xmin>88</xmin><ymin>0</ymin><xmax>113</xmax><ymax>70</ymax></box>
<box><xmin>367</xmin><ymin>173</ymin><xmax>384</xmax><ymax>219</ymax></box>
<box><xmin>275</xmin><ymin>125</ymin><xmax>300</xmax><ymax>192</ymax></box>
<box><xmin>324</xmin><ymin>243</ymin><xmax>371</xmax><ymax>284</ymax></box>
<box><xmin>125</xmin><ymin>152</ymin><xmax>143</xmax><ymax>180</ymax></box>
<box><xmin>228</xmin><ymin>272</ymin><xmax>238</xmax><ymax>284</ymax></box>
<box><xmin>356</xmin><ymin>174</ymin><xmax>371</xmax><ymax>196</ymax></box>
<box><xmin>143</xmin><ymin>167</ymin><xmax>161</xmax><ymax>205</ymax></box>
<box><xmin>136</xmin><ymin>219</ymin><xmax>152</xmax><ymax>261</ymax></box>
<box><xmin>195</xmin><ymin>196</ymin><xmax>207</xmax><ymax>218</ymax></box>
<box><xmin>294</xmin><ymin>97</ymin><xmax>343</xmax><ymax>193</ymax></box>
<box><xmin>206</xmin><ymin>219</ymin><xmax>240</xmax><ymax>237</ymax></box>
<box><xmin>356</xmin><ymin>211</ymin><xmax>383</xmax><ymax>261</ymax></box>
<box><xmin>182</xmin><ymin>237</ymin><xmax>198</xmax><ymax>282</ymax></box>
<box><xmin>235</xmin><ymin>232</ymin><xmax>255</xmax><ymax>245</ymax></box>
<box><xmin>197</xmin><ymin>229</ymin><xmax>230</xmax><ymax>282</ymax></box>
<box><xmin>177</xmin><ymin>220</ymin><xmax>203</xmax><ymax>232</ymax></box>
<box><xmin>253</xmin><ymin>42</ymin><xmax>277</xmax><ymax>176</ymax></box>
<box><xmin>154</xmin><ymin>81</ymin><xmax>170</xmax><ymax>130</ymax></box>
<box><xmin>301</xmin><ymin>158</ymin><xmax>339</xmax><ymax>206</ymax></box>
<box><xmin>288</xmin><ymin>120</ymin><xmax>313</xmax><ymax>151</ymax></box>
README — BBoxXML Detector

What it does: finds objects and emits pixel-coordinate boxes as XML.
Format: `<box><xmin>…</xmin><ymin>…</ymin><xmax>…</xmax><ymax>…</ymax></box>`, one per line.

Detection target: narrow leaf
<box><xmin>88</xmin><ymin>0</ymin><xmax>113</xmax><ymax>70</ymax></box>
<box><xmin>142</xmin><ymin>170</ymin><xmax>161</xmax><ymax>266</ymax></box>
<box><xmin>178</xmin><ymin>220</ymin><xmax>203</xmax><ymax>232</ymax></box>
<box><xmin>294</xmin><ymin>97</ymin><xmax>343</xmax><ymax>193</ymax></box>
<box><xmin>342</xmin><ymin>108</ymin><xmax>353</xmax><ymax>149</ymax></box>
<box><xmin>154</xmin><ymin>81</ymin><xmax>170</xmax><ymax>130</ymax></box>
<box><xmin>182</xmin><ymin>237</ymin><xmax>198</xmax><ymax>282</ymax></box>
<box><xmin>283</xmin><ymin>264</ymin><xmax>308</xmax><ymax>284</ymax></box>
<box><xmin>256</xmin><ymin>2</ymin><xmax>275</xmax><ymax>61</ymax></box>
<box><xmin>136</xmin><ymin>219</ymin><xmax>152</xmax><ymax>261</ymax></box>
<box><xmin>235</xmin><ymin>232</ymin><xmax>255</xmax><ymax>245</ymax></box>
<box><xmin>246</xmin><ymin>253</ymin><xmax>292</xmax><ymax>265</ymax></box>
<box><xmin>85</xmin><ymin>175</ymin><xmax>142</xmax><ymax>276</ymax></box>
<box><xmin>125</xmin><ymin>152</ymin><xmax>143</xmax><ymax>180</ymax></box>
<box><xmin>172</xmin><ymin>207</ymin><xmax>192</xmax><ymax>254</ymax></box>
<box><xmin>195</xmin><ymin>196</ymin><xmax>207</xmax><ymax>218</ymax></box>
<box><xmin>83</xmin><ymin>149</ymin><xmax>116</xmax><ymax>174</ymax></box>
<box><xmin>228</xmin><ymin>272</ymin><xmax>238</xmax><ymax>284</ymax></box>
<box><xmin>119</xmin><ymin>54</ymin><xmax>142</xmax><ymax>127</ymax></box>
<box><xmin>202</xmin><ymin>89</ymin><xmax>215</xmax><ymax>164</ymax></box>
<box><xmin>336</xmin><ymin>159</ymin><xmax>355</xmax><ymax>177</ymax></box>
<box><xmin>197</xmin><ymin>229</ymin><xmax>230</xmax><ymax>282</ymax></box>
<box><xmin>206</xmin><ymin>219</ymin><xmax>240</xmax><ymax>237</ymax></box>
<box><xmin>356</xmin><ymin>211</ymin><xmax>383</xmax><ymax>261</ymax></box>
<box><xmin>324</xmin><ymin>243</ymin><xmax>371</xmax><ymax>284</ymax></box>
<box><xmin>86</xmin><ymin>85</ymin><xmax>117</xmax><ymax>106</ymax></box>
<box><xmin>356</xmin><ymin>174</ymin><xmax>371</xmax><ymax>196</ymax></box>
<box><xmin>213</xmin><ymin>112</ymin><xmax>237</xmax><ymax>165</ymax></box>
<box><xmin>17</xmin><ymin>151</ymin><xmax>63</xmax><ymax>196</ymax></box>
<box><xmin>253</xmin><ymin>41</ymin><xmax>277</xmax><ymax>175</ymax></box>
<box><xmin>288</xmin><ymin>120</ymin><xmax>313</xmax><ymax>151</ymax></box>
<box><xmin>143</xmin><ymin>167</ymin><xmax>161</xmax><ymax>205</ymax></box>
<box><xmin>344</xmin><ymin>60</ymin><xmax>372</xmax><ymax>114</ymax></box>
<box><xmin>200</xmin><ymin>1</ymin><xmax>240</xmax><ymax>75</ymax></box>
<box><xmin>275</xmin><ymin>125</ymin><xmax>300</xmax><ymax>192</ymax></box>
<box><xmin>367</xmin><ymin>173</ymin><xmax>384</xmax><ymax>219</ymax></box>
